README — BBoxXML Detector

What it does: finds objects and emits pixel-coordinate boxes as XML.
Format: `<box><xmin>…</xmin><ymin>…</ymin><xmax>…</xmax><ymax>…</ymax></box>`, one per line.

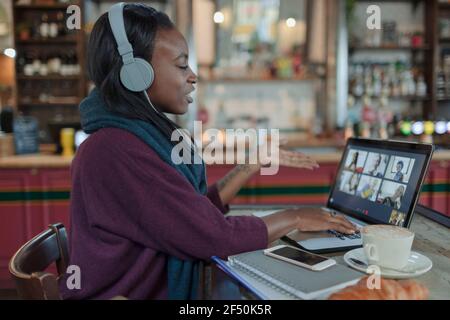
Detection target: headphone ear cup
<box><xmin>119</xmin><ymin>58</ymin><xmax>154</xmax><ymax>92</ymax></box>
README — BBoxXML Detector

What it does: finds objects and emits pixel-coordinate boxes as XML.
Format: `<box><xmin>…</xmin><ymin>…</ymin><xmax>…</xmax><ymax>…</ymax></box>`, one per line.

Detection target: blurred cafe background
<box><xmin>0</xmin><ymin>0</ymin><xmax>449</xmax><ymax>291</ymax></box>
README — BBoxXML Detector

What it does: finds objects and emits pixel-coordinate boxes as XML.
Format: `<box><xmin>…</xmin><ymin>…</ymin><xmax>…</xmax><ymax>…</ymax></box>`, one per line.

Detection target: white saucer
<box><xmin>343</xmin><ymin>248</ymin><xmax>433</xmax><ymax>279</ymax></box>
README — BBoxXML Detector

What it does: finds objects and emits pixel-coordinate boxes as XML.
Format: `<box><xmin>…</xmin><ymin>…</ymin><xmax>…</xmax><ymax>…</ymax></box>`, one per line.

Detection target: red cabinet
<box><xmin>419</xmin><ymin>161</ymin><xmax>450</xmax><ymax>215</ymax></box>
<box><xmin>207</xmin><ymin>161</ymin><xmax>450</xmax><ymax>213</ymax></box>
<box><xmin>0</xmin><ymin>168</ymin><xmax>70</xmax><ymax>288</ymax></box>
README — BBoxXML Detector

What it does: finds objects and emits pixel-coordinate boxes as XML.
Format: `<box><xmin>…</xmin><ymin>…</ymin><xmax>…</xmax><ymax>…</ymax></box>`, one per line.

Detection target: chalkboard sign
<box><xmin>13</xmin><ymin>116</ymin><xmax>39</xmax><ymax>155</ymax></box>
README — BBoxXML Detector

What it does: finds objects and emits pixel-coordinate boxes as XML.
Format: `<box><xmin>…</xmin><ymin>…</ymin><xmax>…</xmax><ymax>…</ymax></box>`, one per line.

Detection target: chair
<box><xmin>9</xmin><ymin>223</ymin><xmax>69</xmax><ymax>300</ymax></box>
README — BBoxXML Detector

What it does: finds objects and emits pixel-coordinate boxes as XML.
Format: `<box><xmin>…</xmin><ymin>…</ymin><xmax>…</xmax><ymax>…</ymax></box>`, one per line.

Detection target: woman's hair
<box><xmin>87</xmin><ymin>3</ymin><xmax>178</xmax><ymax>141</ymax></box>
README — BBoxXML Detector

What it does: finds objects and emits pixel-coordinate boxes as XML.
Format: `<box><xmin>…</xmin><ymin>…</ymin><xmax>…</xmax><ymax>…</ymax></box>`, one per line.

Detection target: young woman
<box><xmin>382</xmin><ymin>185</ymin><xmax>405</xmax><ymax>210</ymax></box>
<box><xmin>59</xmin><ymin>3</ymin><xmax>356</xmax><ymax>300</ymax></box>
<box><xmin>346</xmin><ymin>152</ymin><xmax>359</xmax><ymax>171</ymax></box>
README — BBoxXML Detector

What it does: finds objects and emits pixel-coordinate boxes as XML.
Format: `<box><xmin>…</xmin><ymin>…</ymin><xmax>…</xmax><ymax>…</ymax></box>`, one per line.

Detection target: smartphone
<box><xmin>264</xmin><ymin>245</ymin><xmax>336</xmax><ymax>271</ymax></box>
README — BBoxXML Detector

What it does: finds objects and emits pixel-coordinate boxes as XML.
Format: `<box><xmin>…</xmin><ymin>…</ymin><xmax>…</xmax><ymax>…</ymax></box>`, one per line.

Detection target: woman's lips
<box><xmin>186</xmin><ymin>95</ymin><xmax>193</xmax><ymax>103</ymax></box>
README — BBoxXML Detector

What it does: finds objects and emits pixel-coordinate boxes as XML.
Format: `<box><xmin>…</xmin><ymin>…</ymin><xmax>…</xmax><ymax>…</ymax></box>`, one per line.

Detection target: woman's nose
<box><xmin>189</xmin><ymin>68</ymin><xmax>198</xmax><ymax>84</ymax></box>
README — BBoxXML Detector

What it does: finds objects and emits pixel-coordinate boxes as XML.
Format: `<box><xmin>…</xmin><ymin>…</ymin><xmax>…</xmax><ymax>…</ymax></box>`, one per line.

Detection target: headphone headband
<box><xmin>108</xmin><ymin>2</ymin><xmax>154</xmax><ymax>92</ymax></box>
<box><xmin>108</xmin><ymin>2</ymin><xmax>135</xmax><ymax>64</ymax></box>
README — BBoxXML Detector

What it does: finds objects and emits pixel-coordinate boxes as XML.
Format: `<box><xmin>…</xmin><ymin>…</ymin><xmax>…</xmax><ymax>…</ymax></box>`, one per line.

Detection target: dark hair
<box><xmin>397</xmin><ymin>161</ymin><xmax>404</xmax><ymax>168</ymax></box>
<box><xmin>87</xmin><ymin>3</ymin><xmax>178</xmax><ymax>141</ymax></box>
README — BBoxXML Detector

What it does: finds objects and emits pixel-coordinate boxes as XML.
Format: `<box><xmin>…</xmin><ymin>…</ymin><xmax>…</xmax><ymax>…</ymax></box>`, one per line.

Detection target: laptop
<box><xmin>285</xmin><ymin>138</ymin><xmax>434</xmax><ymax>254</ymax></box>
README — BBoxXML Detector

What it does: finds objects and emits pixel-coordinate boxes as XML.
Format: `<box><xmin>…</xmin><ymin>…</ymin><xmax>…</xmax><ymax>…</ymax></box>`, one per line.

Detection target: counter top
<box><xmin>0</xmin><ymin>154</ymin><xmax>73</xmax><ymax>168</ymax></box>
<box><xmin>1</xmin><ymin>149</ymin><xmax>449</xmax><ymax>168</ymax></box>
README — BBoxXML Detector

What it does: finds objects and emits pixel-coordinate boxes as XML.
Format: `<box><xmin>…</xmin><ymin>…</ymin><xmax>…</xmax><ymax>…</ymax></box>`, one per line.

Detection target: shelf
<box><xmin>199</xmin><ymin>77</ymin><xmax>317</xmax><ymax>83</ymax></box>
<box><xmin>91</xmin><ymin>0</ymin><xmax>168</xmax><ymax>3</ymax></box>
<box><xmin>14</xmin><ymin>2</ymin><xmax>80</xmax><ymax>10</ymax></box>
<box><xmin>18</xmin><ymin>99</ymin><xmax>80</xmax><ymax>107</ymax></box>
<box><xmin>349</xmin><ymin>45</ymin><xmax>430</xmax><ymax>51</ymax></box>
<box><xmin>352</xmin><ymin>95</ymin><xmax>430</xmax><ymax>101</ymax></box>
<box><xmin>438</xmin><ymin>2</ymin><xmax>450</xmax><ymax>9</ymax></box>
<box><xmin>356</xmin><ymin>0</ymin><xmax>425</xmax><ymax>2</ymax></box>
<box><xmin>16</xmin><ymin>37</ymin><xmax>78</xmax><ymax>44</ymax></box>
<box><xmin>17</xmin><ymin>75</ymin><xmax>81</xmax><ymax>80</ymax></box>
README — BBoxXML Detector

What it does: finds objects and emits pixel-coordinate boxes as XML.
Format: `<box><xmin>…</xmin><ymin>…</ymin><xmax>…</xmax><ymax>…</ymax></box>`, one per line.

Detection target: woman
<box><xmin>368</xmin><ymin>154</ymin><xmax>383</xmax><ymax>178</ymax></box>
<box><xmin>59</xmin><ymin>3</ymin><xmax>356</xmax><ymax>300</ymax></box>
<box><xmin>346</xmin><ymin>152</ymin><xmax>359</xmax><ymax>171</ymax></box>
<box><xmin>393</xmin><ymin>161</ymin><xmax>404</xmax><ymax>182</ymax></box>
<box><xmin>382</xmin><ymin>185</ymin><xmax>405</xmax><ymax>210</ymax></box>
<box><xmin>344</xmin><ymin>172</ymin><xmax>359</xmax><ymax>194</ymax></box>
<box><xmin>358</xmin><ymin>179</ymin><xmax>379</xmax><ymax>200</ymax></box>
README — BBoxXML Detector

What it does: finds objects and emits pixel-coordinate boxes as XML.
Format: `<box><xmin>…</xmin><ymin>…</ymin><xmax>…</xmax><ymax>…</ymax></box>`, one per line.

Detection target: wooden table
<box><xmin>208</xmin><ymin>206</ymin><xmax>450</xmax><ymax>300</ymax></box>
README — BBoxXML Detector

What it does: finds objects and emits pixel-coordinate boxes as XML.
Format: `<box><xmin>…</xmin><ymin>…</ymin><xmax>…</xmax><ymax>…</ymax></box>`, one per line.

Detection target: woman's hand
<box><xmin>261</xmin><ymin>207</ymin><xmax>358</xmax><ymax>244</ymax></box>
<box><xmin>291</xmin><ymin>207</ymin><xmax>357</xmax><ymax>234</ymax></box>
<box><xmin>257</xmin><ymin>138</ymin><xmax>319</xmax><ymax>170</ymax></box>
<box><xmin>278</xmin><ymin>148</ymin><xmax>320</xmax><ymax>170</ymax></box>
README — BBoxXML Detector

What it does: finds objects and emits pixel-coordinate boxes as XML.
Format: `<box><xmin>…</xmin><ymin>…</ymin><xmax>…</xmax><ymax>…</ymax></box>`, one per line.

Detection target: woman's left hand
<box><xmin>251</xmin><ymin>138</ymin><xmax>320</xmax><ymax>171</ymax></box>
<box><xmin>278</xmin><ymin>147</ymin><xmax>320</xmax><ymax>170</ymax></box>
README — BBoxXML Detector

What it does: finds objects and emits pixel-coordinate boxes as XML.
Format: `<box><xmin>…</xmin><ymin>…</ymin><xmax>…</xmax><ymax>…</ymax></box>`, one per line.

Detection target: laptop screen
<box><xmin>327</xmin><ymin>138</ymin><xmax>433</xmax><ymax>228</ymax></box>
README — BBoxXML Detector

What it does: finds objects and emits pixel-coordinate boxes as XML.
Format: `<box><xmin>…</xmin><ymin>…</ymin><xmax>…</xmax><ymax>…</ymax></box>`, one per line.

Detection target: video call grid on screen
<box><xmin>329</xmin><ymin>145</ymin><xmax>427</xmax><ymax>227</ymax></box>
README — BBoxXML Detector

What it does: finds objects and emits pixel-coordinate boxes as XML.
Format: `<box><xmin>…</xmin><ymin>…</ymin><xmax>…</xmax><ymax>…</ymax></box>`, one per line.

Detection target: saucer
<box><xmin>343</xmin><ymin>248</ymin><xmax>433</xmax><ymax>279</ymax></box>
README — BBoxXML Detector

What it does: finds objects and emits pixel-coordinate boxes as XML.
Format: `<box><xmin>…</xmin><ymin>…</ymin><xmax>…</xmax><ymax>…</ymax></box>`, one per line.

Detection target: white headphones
<box><xmin>108</xmin><ymin>3</ymin><xmax>199</xmax><ymax>154</ymax></box>
<box><xmin>108</xmin><ymin>2</ymin><xmax>154</xmax><ymax>92</ymax></box>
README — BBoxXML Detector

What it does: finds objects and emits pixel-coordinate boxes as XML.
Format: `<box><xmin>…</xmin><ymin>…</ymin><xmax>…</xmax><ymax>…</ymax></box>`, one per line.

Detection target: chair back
<box><xmin>9</xmin><ymin>223</ymin><xmax>69</xmax><ymax>300</ymax></box>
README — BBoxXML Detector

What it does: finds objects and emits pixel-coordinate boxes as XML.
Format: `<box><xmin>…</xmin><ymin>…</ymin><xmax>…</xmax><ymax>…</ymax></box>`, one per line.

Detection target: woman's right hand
<box><xmin>287</xmin><ymin>207</ymin><xmax>358</xmax><ymax>234</ymax></box>
<box><xmin>261</xmin><ymin>207</ymin><xmax>358</xmax><ymax>244</ymax></box>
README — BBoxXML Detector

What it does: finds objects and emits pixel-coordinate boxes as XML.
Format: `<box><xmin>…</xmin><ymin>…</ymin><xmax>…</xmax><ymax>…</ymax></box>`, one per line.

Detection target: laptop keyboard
<box><xmin>327</xmin><ymin>229</ymin><xmax>361</xmax><ymax>240</ymax></box>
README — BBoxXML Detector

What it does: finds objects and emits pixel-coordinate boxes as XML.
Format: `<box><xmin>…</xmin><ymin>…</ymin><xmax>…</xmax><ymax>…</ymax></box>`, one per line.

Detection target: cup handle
<box><xmin>364</xmin><ymin>243</ymin><xmax>379</xmax><ymax>263</ymax></box>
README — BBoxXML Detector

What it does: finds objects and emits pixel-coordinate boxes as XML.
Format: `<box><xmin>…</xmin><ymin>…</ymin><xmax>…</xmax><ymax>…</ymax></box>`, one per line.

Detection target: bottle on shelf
<box><xmin>38</xmin><ymin>53</ymin><xmax>48</xmax><ymax>76</ymax></box>
<box><xmin>361</xmin><ymin>122</ymin><xmax>371</xmax><ymax>138</ymax></box>
<box><xmin>31</xmin><ymin>53</ymin><xmax>41</xmax><ymax>75</ymax></box>
<box><xmin>56</xmin><ymin>12</ymin><xmax>67</xmax><ymax>37</ymax></box>
<box><xmin>416</xmin><ymin>73</ymin><xmax>427</xmax><ymax>97</ymax></box>
<box><xmin>379</xmin><ymin>121</ymin><xmax>389</xmax><ymax>139</ymax></box>
<box><xmin>39</xmin><ymin>13</ymin><xmax>49</xmax><ymax>38</ymax></box>
<box><xmin>436</xmin><ymin>67</ymin><xmax>446</xmax><ymax>100</ymax></box>
<box><xmin>344</xmin><ymin>120</ymin><xmax>355</xmax><ymax>140</ymax></box>
<box><xmin>16</xmin><ymin>53</ymin><xmax>27</xmax><ymax>75</ymax></box>
<box><xmin>406</xmin><ymin>70</ymin><xmax>416</xmax><ymax>96</ymax></box>
<box><xmin>350</xmin><ymin>61</ymin><xmax>428</xmax><ymax>99</ymax></box>
<box><xmin>49</xmin><ymin>14</ymin><xmax>58</xmax><ymax>38</ymax></box>
<box><xmin>48</xmin><ymin>53</ymin><xmax>62</xmax><ymax>75</ymax></box>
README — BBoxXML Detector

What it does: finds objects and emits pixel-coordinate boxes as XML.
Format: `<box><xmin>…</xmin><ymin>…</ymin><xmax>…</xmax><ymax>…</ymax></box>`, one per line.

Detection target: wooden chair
<box><xmin>8</xmin><ymin>223</ymin><xmax>69</xmax><ymax>300</ymax></box>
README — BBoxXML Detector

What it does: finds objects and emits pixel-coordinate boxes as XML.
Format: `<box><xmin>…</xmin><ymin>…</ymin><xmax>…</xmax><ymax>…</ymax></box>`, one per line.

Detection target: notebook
<box><xmin>212</xmin><ymin>250</ymin><xmax>363</xmax><ymax>300</ymax></box>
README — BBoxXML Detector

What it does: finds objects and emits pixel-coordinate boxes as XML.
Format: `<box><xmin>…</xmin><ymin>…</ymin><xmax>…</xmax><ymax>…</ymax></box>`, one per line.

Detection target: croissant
<box><xmin>328</xmin><ymin>277</ymin><xmax>429</xmax><ymax>300</ymax></box>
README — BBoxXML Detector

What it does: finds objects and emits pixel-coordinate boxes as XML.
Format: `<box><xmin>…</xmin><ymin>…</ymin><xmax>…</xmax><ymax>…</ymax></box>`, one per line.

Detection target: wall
<box><xmin>198</xmin><ymin>80</ymin><xmax>317</xmax><ymax>133</ymax></box>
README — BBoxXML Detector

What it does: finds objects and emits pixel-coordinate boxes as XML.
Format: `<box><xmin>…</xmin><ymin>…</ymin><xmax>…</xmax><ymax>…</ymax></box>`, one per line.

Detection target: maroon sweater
<box><xmin>59</xmin><ymin>128</ymin><xmax>268</xmax><ymax>299</ymax></box>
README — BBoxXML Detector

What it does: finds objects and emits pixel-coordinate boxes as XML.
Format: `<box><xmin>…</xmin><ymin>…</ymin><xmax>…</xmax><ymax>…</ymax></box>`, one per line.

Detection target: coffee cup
<box><xmin>361</xmin><ymin>224</ymin><xmax>414</xmax><ymax>270</ymax></box>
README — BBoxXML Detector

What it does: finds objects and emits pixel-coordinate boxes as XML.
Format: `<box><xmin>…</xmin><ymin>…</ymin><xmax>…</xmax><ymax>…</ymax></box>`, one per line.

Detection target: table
<box><xmin>205</xmin><ymin>206</ymin><xmax>450</xmax><ymax>300</ymax></box>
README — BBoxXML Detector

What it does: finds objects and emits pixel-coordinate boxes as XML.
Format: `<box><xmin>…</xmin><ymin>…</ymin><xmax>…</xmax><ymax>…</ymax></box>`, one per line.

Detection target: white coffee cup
<box><xmin>361</xmin><ymin>225</ymin><xmax>414</xmax><ymax>270</ymax></box>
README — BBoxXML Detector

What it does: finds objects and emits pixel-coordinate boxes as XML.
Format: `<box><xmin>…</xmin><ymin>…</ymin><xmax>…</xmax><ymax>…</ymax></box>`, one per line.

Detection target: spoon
<box><xmin>349</xmin><ymin>258</ymin><xmax>417</xmax><ymax>274</ymax></box>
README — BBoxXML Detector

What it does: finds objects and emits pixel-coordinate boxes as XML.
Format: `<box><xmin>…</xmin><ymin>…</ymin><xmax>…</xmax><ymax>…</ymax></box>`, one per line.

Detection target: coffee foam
<box><xmin>362</xmin><ymin>225</ymin><xmax>413</xmax><ymax>239</ymax></box>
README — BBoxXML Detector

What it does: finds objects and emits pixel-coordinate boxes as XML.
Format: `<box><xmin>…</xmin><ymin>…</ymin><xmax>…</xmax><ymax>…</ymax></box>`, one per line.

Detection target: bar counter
<box><xmin>1</xmin><ymin>149</ymin><xmax>450</xmax><ymax>168</ymax></box>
